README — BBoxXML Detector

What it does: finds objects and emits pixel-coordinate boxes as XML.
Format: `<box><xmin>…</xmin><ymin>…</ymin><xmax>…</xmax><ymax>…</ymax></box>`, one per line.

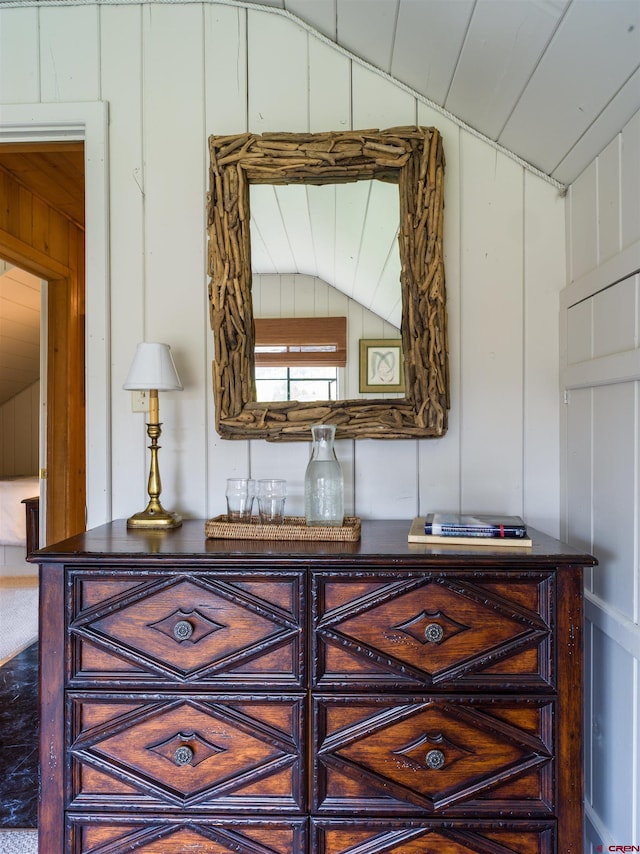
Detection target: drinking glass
<box><xmin>257</xmin><ymin>479</ymin><xmax>287</xmax><ymax>524</ymax></box>
<box><xmin>225</xmin><ymin>478</ymin><xmax>255</xmax><ymax>521</ymax></box>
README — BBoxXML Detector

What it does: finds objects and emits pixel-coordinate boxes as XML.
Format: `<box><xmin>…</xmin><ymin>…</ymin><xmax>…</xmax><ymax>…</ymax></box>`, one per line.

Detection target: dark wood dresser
<box><xmin>33</xmin><ymin>519</ymin><xmax>596</xmax><ymax>854</ymax></box>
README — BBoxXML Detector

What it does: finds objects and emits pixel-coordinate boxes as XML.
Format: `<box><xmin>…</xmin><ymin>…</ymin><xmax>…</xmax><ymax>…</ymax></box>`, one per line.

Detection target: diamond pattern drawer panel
<box><xmin>69</xmin><ymin>571</ymin><xmax>304</xmax><ymax>687</ymax></box>
<box><xmin>311</xmin><ymin>819</ymin><xmax>555</xmax><ymax>853</ymax></box>
<box><xmin>312</xmin><ymin>695</ymin><xmax>554</xmax><ymax>816</ymax></box>
<box><xmin>68</xmin><ymin>693</ymin><xmax>305</xmax><ymax>813</ymax></box>
<box><xmin>67</xmin><ymin>815</ymin><xmax>308</xmax><ymax>853</ymax></box>
<box><xmin>312</xmin><ymin>572</ymin><xmax>553</xmax><ymax>690</ymax></box>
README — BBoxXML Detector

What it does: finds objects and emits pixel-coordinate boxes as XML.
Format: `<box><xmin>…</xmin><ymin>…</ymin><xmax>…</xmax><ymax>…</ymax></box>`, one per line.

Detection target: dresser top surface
<box><xmin>32</xmin><ymin>519</ymin><xmax>597</xmax><ymax>568</ymax></box>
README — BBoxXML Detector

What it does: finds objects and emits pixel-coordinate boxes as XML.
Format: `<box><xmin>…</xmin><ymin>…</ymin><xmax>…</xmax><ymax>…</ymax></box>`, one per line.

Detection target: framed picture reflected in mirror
<box><xmin>359</xmin><ymin>339</ymin><xmax>405</xmax><ymax>393</ymax></box>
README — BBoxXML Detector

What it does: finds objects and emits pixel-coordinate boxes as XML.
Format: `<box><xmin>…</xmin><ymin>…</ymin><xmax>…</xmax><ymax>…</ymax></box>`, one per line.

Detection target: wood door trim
<box><xmin>0</xmin><ymin>227</ymin><xmax>71</xmax><ymax>278</ymax></box>
<box><xmin>47</xmin><ymin>273</ymin><xmax>86</xmax><ymax>541</ymax></box>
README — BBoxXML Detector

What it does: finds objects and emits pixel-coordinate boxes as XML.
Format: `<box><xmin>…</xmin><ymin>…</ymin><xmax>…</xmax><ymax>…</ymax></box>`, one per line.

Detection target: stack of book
<box><xmin>408</xmin><ymin>513</ymin><xmax>532</xmax><ymax>547</ymax></box>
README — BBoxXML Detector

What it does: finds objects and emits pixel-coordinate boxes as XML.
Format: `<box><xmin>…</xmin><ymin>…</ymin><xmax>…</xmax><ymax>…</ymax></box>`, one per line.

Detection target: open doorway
<box><xmin>0</xmin><ymin>144</ymin><xmax>86</xmax><ymax>545</ymax></box>
<box><xmin>0</xmin><ymin>262</ymin><xmax>42</xmax><ymax>577</ymax></box>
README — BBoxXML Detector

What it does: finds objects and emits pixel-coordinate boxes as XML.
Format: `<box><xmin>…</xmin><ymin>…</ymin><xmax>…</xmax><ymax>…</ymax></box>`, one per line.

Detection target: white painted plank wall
<box><xmin>0</xmin><ymin>2</ymin><xmax>562</xmax><ymax>530</ymax></box>
<box><xmin>142</xmin><ymin>3</ymin><xmax>208</xmax><ymax>520</ymax></box>
<box><xmin>562</xmin><ymin>107</ymin><xmax>640</xmax><ymax>851</ymax></box>
<box><xmin>102</xmin><ymin>3</ymin><xmax>147</xmax><ymax>517</ymax></box>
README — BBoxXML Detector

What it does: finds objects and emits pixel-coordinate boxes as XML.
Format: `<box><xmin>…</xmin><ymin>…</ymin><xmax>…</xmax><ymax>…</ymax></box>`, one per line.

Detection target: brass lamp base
<box><xmin>127</xmin><ymin>418</ymin><xmax>182</xmax><ymax>530</ymax></box>
<box><xmin>127</xmin><ymin>504</ymin><xmax>182</xmax><ymax>530</ymax></box>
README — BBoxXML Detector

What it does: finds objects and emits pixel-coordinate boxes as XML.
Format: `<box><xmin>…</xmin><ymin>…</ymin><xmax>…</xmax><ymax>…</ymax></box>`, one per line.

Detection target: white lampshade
<box><xmin>123</xmin><ymin>342</ymin><xmax>183</xmax><ymax>391</ymax></box>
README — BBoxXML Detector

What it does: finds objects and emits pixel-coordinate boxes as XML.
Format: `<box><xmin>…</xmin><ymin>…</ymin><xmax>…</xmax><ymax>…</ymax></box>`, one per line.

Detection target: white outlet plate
<box><xmin>131</xmin><ymin>390</ymin><xmax>148</xmax><ymax>412</ymax></box>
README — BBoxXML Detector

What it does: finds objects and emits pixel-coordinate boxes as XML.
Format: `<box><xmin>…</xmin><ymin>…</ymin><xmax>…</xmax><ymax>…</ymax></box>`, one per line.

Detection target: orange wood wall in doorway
<box><xmin>0</xmin><ymin>154</ymin><xmax>86</xmax><ymax>543</ymax></box>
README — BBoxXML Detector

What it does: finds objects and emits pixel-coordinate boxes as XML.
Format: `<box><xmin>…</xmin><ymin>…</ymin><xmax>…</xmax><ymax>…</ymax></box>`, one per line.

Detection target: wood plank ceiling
<box><xmin>0</xmin><ymin>143</ymin><xmax>85</xmax><ymax>229</ymax></box>
<box><xmin>237</xmin><ymin>0</ymin><xmax>640</xmax><ymax>185</ymax></box>
<box><xmin>242</xmin><ymin>0</ymin><xmax>640</xmax><ymax>332</ymax></box>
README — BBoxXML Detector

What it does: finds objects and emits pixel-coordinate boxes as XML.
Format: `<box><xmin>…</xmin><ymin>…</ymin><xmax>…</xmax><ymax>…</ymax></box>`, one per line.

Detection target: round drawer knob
<box><xmin>173</xmin><ymin>620</ymin><xmax>193</xmax><ymax>641</ymax></box>
<box><xmin>173</xmin><ymin>745</ymin><xmax>193</xmax><ymax>766</ymax></box>
<box><xmin>424</xmin><ymin>622</ymin><xmax>444</xmax><ymax>643</ymax></box>
<box><xmin>425</xmin><ymin>749</ymin><xmax>445</xmax><ymax>770</ymax></box>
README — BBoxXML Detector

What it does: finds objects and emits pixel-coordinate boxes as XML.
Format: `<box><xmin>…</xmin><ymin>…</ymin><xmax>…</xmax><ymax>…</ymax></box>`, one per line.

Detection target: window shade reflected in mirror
<box><xmin>254</xmin><ymin>317</ymin><xmax>347</xmax><ymax>367</ymax></box>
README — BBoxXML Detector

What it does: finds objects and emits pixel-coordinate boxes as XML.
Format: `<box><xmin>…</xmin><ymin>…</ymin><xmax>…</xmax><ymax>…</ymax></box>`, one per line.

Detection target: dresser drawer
<box><xmin>67</xmin><ymin>814</ymin><xmax>308</xmax><ymax>853</ymax></box>
<box><xmin>68</xmin><ymin>570</ymin><xmax>304</xmax><ymax>687</ymax></box>
<box><xmin>312</xmin><ymin>572</ymin><xmax>553</xmax><ymax>690</ymax></box>
<box><xmin>311</xmin><ymin>818</ymin><xmax>555</xmax><ymax>853</ymax></box>
<box><xmin>68</xmin><ymin>693</ymin><xmax>305</xmax><ymax>813</ymax></box>
<box><xmin>312</xmin><ymin>695</ymin><xmax>554</xmax><ymax>816</ymax></box>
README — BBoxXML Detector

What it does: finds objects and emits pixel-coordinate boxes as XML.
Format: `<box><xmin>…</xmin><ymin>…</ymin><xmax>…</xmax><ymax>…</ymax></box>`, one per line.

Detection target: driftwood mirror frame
<box><xmin>207</xmin><ymin>126</ymin><xmax>448</xmax><ymax>441</ymax></box>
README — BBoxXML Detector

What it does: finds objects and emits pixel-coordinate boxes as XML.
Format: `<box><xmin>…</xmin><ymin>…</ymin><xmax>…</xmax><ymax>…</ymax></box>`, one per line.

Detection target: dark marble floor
<box><xmin>0</xmin><ymin>642</ymin><xmax>38</xmax><ymax>828</ymax></box>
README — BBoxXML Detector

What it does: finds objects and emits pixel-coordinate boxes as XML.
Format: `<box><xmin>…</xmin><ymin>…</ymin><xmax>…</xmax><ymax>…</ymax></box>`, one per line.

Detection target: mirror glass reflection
<box><xmin>207</xmin><ymin>126</ymin><xmax>448</xmax><ymax>441</ymax></box>
<box><xmin>249</xmin><ymin>180</ymin><xmax>403</xmax><ymax>402</ymax></box>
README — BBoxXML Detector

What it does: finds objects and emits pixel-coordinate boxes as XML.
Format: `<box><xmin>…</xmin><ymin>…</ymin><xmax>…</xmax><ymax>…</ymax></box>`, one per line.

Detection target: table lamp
<box><xmin>123</xmin><ymin>342</ymin><xmax>183</xmax><ymax>529</ymax></box>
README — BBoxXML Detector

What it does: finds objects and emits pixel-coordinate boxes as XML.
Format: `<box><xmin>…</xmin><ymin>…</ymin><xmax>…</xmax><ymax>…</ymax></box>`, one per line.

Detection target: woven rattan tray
<box><xmin>205</xmin><ymin>515</ymin><xmax>361</xmax><ymax>542</ymax></box>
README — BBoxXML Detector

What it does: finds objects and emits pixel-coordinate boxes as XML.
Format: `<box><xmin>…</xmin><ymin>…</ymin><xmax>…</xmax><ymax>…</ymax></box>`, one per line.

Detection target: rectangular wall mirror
<box><xmin>207</xmin><ymin>126</ymin><xmax>449</xmax><ymax>441</ymax></box>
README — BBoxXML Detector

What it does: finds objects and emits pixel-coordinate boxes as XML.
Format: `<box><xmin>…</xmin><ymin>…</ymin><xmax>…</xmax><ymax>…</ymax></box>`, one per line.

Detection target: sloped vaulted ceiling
<box><xmin>235</xmin><ymin>0</ymin><xmax>640</xmax><ymax>186</ymax></box>
<box><xmin>237</xmin><ymin>0</ymin><xmax>640</xmax><ymax>328</ymax></box>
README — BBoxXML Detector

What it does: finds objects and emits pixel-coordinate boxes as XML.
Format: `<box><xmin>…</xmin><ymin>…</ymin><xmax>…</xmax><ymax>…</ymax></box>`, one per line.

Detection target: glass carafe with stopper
<box><xmin>304</xmin><ymin>423</ymin><xmax>344</xmax><ymax>526</ymax></box>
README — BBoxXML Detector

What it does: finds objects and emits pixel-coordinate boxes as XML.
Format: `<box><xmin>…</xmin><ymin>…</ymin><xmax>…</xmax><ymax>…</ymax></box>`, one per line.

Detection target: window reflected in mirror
<box><xmin>254</xmin><ymin>316</ymin><xmax>345</xmax><ymax>402</ymax></box>
<box><xmin>255</xmin><ymin>366</ymin><xmax>339</xmax><ymax>402</ymax></box>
